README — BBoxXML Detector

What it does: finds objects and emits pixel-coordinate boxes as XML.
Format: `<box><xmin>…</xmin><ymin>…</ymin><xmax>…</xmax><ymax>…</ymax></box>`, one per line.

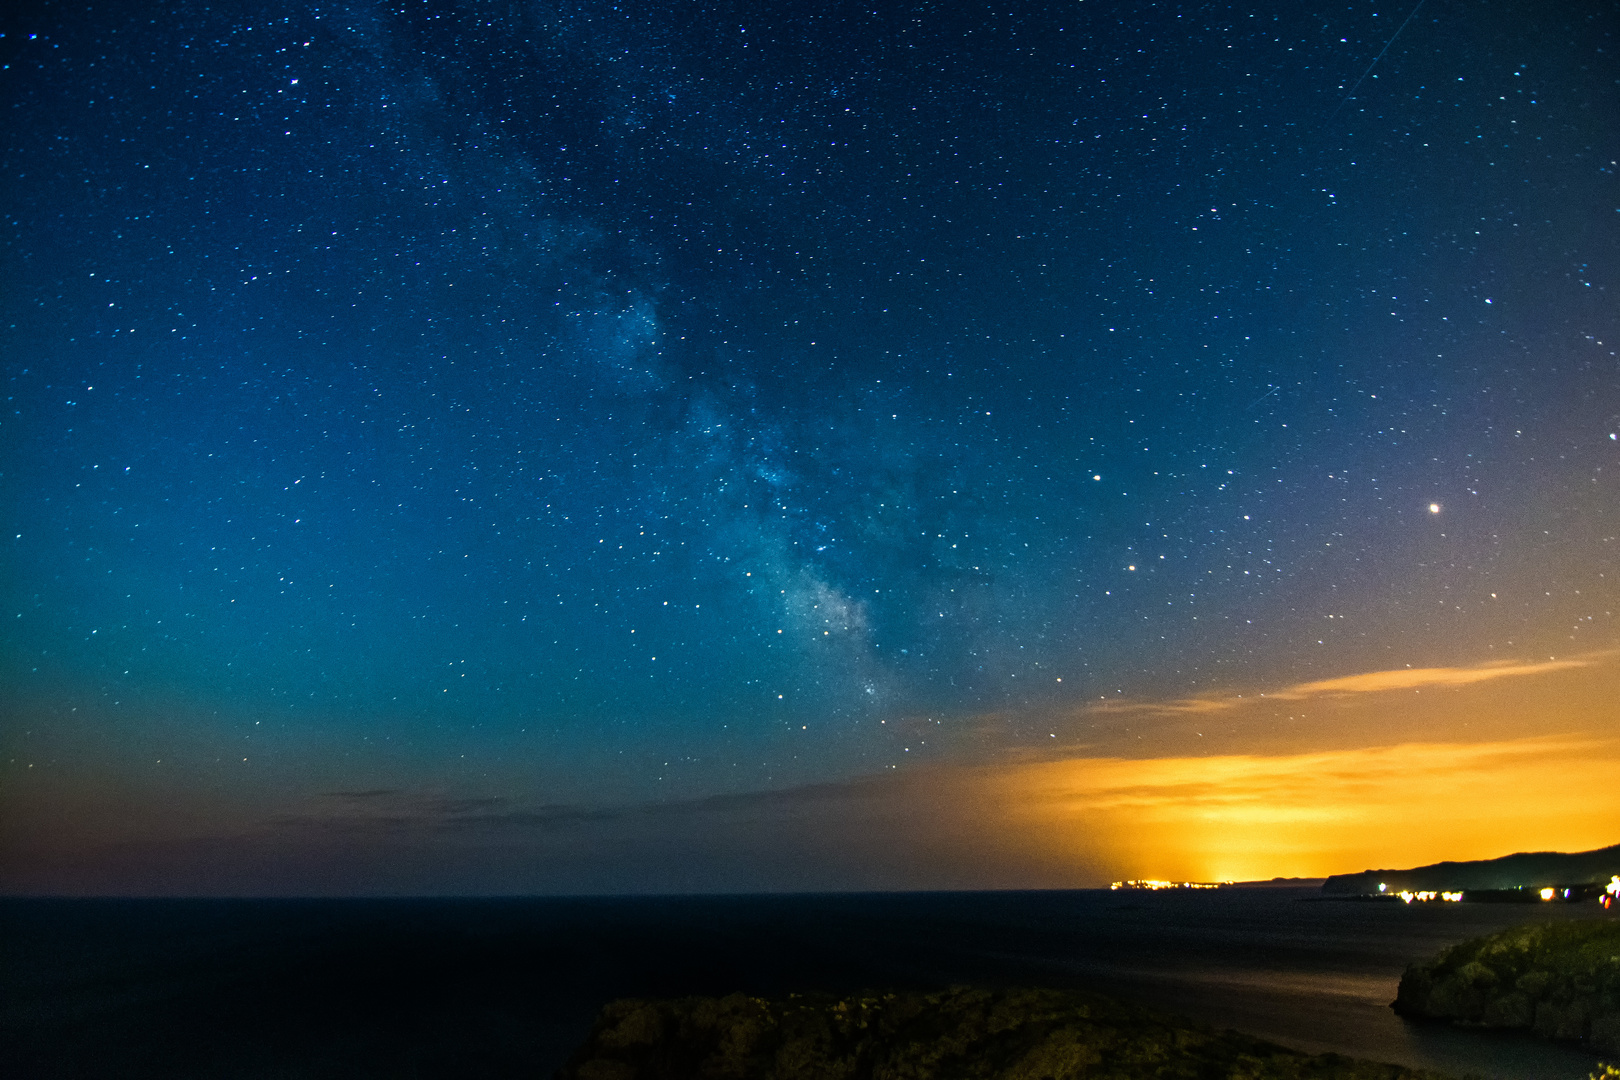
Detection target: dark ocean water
<box><xmin>1</xmin><ymin>890</ymin><xmax>1608</xmax><ymax>1079</ymax></box>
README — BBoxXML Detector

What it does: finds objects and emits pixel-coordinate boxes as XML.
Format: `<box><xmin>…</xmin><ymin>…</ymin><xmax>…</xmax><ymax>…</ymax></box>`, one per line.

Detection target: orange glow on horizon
<box><xmin>5</xmin><ymin>651</ymin><xmax>1616</xmax><ymax>895</ymax></box>
<box><xmin>977</xmin><ymin>735</ymin><xmax>1620</xmax><ymax>884</ymax></box>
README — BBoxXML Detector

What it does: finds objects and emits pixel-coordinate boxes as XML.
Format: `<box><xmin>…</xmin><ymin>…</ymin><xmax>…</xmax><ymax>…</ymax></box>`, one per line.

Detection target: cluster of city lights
<box><xmin>1399</xmin><ymin>890</ymin><xmax>1463</xmax><ymax>904</ymax></box>
<box><xmin>1375</xmin><ymin>882</ymin><xmax>1461</xmax><ymax>902</ymax></box>
<box><xmin>1109</xmin><ymin>879</ymin><xmax>1229</xmax><ymax>891</ymax></box>
<box><xmin>1377</xmin><ymin>884</ymin><xmax>1463</xmax><ymax>903</ymax></box>
<box><xmin>1373</xmin><ymin>876</ymin><xmax>1620</xmax><ymax>904</ymax></box>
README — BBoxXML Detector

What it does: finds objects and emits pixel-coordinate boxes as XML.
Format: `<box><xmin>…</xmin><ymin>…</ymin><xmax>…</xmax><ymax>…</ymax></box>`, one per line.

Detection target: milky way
<box><xmin>2</xmin><ymin>0</ymin><xmax>1616</xmax><ymax>891</ymax></box>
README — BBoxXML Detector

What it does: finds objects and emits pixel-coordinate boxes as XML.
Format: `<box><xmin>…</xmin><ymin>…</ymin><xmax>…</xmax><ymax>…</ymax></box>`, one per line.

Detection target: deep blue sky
<box><xmin>2</xmin><ymin>0</ymin><xmax>1616</xmax><ymax>892</ymax></box>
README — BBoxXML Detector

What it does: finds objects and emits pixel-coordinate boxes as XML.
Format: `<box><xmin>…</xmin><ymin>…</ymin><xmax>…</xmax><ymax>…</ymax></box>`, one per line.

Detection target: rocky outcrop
<box><xmin>560</xmin><ymin>985</ymin><xmax>1453</xmax><ymax>1080</ymax></box>
<box><xmin>1394</xmin><ymin>918</ymin><xmax>1620</xmax><ymax>1053</ymax></box>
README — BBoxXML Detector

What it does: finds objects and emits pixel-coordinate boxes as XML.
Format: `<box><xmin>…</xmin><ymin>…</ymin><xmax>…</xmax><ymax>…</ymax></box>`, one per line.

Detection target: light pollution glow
<box><xmin>2</xmin><ymin>652</ymin><xmax>1616</xmax><ymax>894</ymax></box>
<box><xmin>979</xmin><ymin>735</ymin><xmax>1620</xmax><ymax>885</ymax></box>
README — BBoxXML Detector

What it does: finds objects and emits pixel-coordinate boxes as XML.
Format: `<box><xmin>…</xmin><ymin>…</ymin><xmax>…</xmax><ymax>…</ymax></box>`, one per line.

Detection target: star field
<box><xmin>1</xmin><ymin>0</ymin><xmax>1616</xmax><ymax>875</ymax></box>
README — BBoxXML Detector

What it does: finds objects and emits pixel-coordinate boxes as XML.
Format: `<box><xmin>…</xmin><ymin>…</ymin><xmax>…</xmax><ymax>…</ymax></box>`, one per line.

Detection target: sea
<box><xmin>1</xmin><ymin>889</ymin><xmax>1608</xmax><ymax>1079</ymax></box>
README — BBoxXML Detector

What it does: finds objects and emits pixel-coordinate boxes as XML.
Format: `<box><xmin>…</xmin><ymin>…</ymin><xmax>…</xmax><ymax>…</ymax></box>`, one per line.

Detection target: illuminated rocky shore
<box><xmin>1394</xmin><ymin>919</ymin><xmax>1620</xmax><ymax>1053</ymax></box>
<box><xmin>559</xmin><ymin>986</ymin><xmax>1449</xmax><ymax>1080</ymax></box>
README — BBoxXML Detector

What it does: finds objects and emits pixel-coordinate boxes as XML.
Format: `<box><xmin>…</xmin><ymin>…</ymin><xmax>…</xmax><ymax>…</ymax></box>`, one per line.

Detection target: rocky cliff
<box><xmin>559</xmin><ymin>985</ymin><xmax>1451</xmax><ymax>1080</ymax></box>
<box><xmin>1393</xmin><ymin>918</ymin><xmax>1620</xmax><ymax>1053</ymax></box>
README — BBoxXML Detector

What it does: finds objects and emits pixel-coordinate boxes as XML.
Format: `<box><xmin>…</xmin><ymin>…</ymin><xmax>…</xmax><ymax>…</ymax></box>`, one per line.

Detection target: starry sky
<box><xmin>2</xmin><ymin>0</ymin><xmax>1617</xmax><ymax>895</ymax></box>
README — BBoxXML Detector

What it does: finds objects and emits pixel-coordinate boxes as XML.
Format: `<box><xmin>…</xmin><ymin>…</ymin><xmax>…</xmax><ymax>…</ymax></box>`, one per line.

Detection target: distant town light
<box><xmin>1539</xmin><ymin>887</ymin><xmax>1556</xmax><ymax>901</ymax></box>
<box><xmin>1395</xmin><ymin>889</ymin><xmax>1462</xmax><ymax>904</ymax></box>
<box><xmin>1109</xmin><ymin>879</ymin><xmax>1228</xmax><ymax>891</ymax></box>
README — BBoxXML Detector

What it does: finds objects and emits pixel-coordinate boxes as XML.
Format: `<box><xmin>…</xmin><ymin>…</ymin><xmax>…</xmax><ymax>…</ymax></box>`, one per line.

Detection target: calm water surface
<box><xmin>1</xmin><ymin>890</ymin><xmax>1608</xmax><ymax>1079</ymax></box>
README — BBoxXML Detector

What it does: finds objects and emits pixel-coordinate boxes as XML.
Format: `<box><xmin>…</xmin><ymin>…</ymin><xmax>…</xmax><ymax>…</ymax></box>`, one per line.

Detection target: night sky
<box><xmin>3</xmin><ymin>0</ymin><xmax>1617</xmax><ymax>895</ymax></box>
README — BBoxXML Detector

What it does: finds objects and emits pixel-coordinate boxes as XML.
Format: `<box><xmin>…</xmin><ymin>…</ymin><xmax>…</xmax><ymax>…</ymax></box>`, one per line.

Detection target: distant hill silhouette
<box><xmin>1322</xmin><ymin>843</ymin><xmax>1620</xmax><ymax>894</ymax></box>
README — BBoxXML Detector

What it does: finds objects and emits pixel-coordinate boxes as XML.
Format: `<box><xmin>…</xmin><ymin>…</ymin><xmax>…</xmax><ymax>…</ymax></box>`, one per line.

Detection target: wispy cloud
<box><xmin>272</xmin><ymin>790</ymin><xmax>613</xmax><ymax>833</ymax></box>
<box><xmin>1092</xmin><ymin>653</ymin><xmax>1607</xmax><ymax>718</ymax></box>
<box><xmin>1272</xmin><ymin>657</ymin><xmax>1596</xmax><ymax>698</ymax></box>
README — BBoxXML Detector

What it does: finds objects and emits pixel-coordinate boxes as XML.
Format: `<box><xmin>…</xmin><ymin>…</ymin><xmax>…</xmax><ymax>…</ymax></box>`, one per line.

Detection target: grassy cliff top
<box><xmin>1420</xmin><ymin>918</ymin><xmax>1620</xmax><ymax>984</ymax></box>
<box><xmin>1393</xmin><ymin>918</ymin><xmax>1620</xmax><ymax>1052</ymax></box>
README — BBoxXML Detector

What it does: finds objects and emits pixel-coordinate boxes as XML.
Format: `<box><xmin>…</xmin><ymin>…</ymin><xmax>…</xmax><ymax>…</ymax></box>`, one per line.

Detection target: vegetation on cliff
<box><xmin>1394</xmin><ymin>918</ymin><xmax>1620</xmax><ymax>1052</ymax></box>
<box><xmin>559</xmin><ymin>985</ymin><xmax>1451</xmax><ymax>1080</ymax></box>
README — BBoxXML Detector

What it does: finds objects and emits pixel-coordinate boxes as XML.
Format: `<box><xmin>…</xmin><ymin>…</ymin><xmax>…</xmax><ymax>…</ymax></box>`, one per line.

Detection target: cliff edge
<box><xmin>559</xmin><ymin>986</ymin><xmax>1452</xmax><ymax>1080</ymax></box>
<box><xmin>1393</xmin><ymin>919</ymin><xmax>1620</xmax><ymax>1053</ymax></box>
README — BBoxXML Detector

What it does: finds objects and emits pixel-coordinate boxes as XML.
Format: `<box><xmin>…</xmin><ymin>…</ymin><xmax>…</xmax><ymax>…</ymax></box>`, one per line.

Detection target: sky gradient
<box><xmin>2</xmin><ymin>0</ymin><xmax>1616</xmax><ymax>895</ymax></box>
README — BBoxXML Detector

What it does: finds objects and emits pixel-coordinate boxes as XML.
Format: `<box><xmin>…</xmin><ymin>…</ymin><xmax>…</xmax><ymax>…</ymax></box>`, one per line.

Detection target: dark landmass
<box><xmin>560</xmin><ymin>986</ymin><xmax>1453</xmax><ymax>1080</ymax></box>
<box><xmin>1394</xmin><ymin>919</ymin><xmax>1620</xmax><ymax>1054</ymax></box>
<box><xmin>1322</xmin><ymin>844</ymin><xmax>1620</xmax><ymax>895</ymax></box>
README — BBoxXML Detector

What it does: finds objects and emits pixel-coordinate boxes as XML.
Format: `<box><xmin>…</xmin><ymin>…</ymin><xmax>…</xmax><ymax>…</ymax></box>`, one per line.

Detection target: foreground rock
<box><xmin>560</xmin><ymin>985</ymin><xmax>1451</xmax><ymax>1080</ymax></box>
<box><xmin>1394</xmin><ymin>918</ymin><xmax>1620</xmax><ymax>1053</ymax></box>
